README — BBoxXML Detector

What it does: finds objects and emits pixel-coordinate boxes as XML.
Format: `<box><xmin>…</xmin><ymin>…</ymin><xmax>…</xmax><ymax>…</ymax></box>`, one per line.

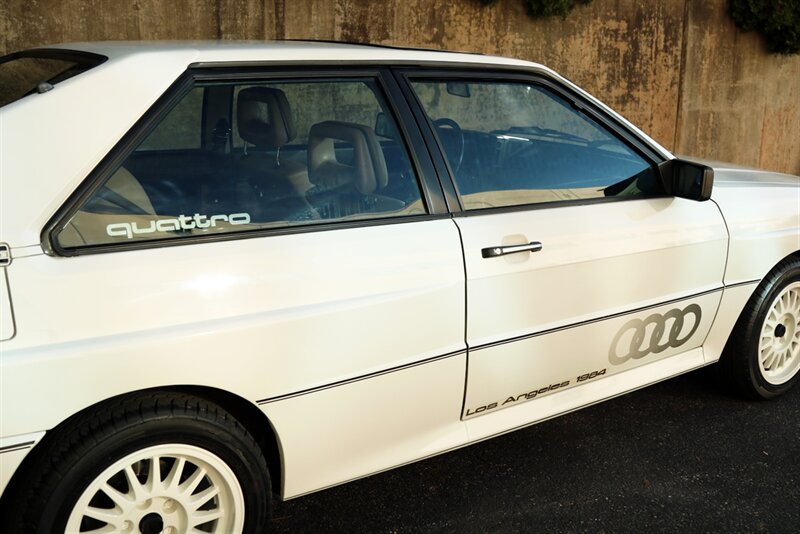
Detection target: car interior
<box><xmin>58</xmin><ymin>78</ymin><xmax>661</xmax><ymax>248</ymax></box>
<box><xmin>59</xmin><ymin>81</ymin><xmax>426</xmax><ymax>247</ymax></box>
<box><xmin>416</xmin><ymin>80</ymin><xmax>661</xmax><ymax>209</ymax></box>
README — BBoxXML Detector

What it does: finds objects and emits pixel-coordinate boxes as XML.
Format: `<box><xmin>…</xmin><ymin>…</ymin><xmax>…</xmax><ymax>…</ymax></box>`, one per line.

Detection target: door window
<box><xmin>409</xmin><ymin>79</ymin><xmax>661</xmax><ymax>210</ymax></box>
<box><xmin>56</xmin><ymin>77</ymin><xmax>425</xmax><ymax>250</ymax></box>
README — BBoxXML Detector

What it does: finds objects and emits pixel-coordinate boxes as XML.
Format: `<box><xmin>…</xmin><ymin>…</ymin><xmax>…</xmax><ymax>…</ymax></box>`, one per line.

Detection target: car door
<box><xmin>399</xmin><ymin>71</ymin><xmax>728</xmax><ymax>437</ymax></box>
<box><xmin>17</xmin><ymin>68</ymin><xmax>469</xmax><ymax>497</ymax></box>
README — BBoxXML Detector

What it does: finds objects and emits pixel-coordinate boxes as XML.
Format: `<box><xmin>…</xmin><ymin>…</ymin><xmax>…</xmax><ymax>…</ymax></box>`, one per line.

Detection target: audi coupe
<box><xmin>0</xmin><ymin>41</ymin><xmax>798</xmax><ymax>533</ymax></box>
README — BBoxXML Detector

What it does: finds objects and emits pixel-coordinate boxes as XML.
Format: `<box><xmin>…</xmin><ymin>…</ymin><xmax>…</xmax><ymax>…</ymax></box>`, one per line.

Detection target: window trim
<box><xmin>0</xmin><ymin>48</ymin><xmax>107</xmax><ymax>68</ymax></box>
<box><xmin>42</xmin><ymin>67</ymin><xmax>447</xmax><ymax>257</ymax></box>
<box><xmin>392</xmin><ymin>68</ymin><xmax>669</xmax><ymax>215</ymax></box>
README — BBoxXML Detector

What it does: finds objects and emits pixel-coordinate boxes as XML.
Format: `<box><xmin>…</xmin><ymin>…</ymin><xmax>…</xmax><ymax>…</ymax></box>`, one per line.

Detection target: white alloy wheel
<box><xmin>758</xmin><ymin>281</ymin><xmax>800</xmax><ymax>385</ymax></box>
<box><xmin>65</xmin><ymin>443</ymin><xmax>245</xmax><ymax>534</ymax></box>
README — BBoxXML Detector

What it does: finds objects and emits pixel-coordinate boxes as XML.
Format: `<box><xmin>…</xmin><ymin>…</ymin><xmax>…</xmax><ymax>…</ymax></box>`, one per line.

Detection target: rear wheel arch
<box><xmin>0</xmin><ymin>385</ymin><xmax>284</xmax><ymax>521</ymax></box>
<box><xmin>164</xmin><ymin>385</ymin><xmax>283</xmax><ymax>495</ymax></box>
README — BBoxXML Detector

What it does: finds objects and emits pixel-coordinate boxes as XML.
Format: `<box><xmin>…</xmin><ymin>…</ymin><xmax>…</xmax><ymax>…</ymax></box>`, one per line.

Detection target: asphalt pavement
<box><xmin>271</xmin><ymin>368</ymin><xmax>799</xmax><ymax>533</ymax></box>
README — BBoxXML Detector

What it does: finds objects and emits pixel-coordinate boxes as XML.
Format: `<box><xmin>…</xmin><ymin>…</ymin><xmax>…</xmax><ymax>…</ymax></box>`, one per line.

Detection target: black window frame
<box><xmin>43</xmin><ymin>65</ymin><xmax>449</xmax><ymax>257</ymax></box>
<box><xmin>392</xmin><ymin>67</ymin><xmax>670</xmax><ymax>216</ymax></box>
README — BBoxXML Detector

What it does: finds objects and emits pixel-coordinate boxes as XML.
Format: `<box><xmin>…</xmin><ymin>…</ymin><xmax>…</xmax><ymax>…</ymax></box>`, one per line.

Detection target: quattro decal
<box><xmin>106</xmin><ymin>212</ymin><xmax>252</xmax><ymax>239</ymax></box>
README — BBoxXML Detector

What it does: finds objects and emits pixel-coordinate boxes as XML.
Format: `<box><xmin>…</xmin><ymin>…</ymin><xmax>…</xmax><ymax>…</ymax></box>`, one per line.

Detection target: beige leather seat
<box><xmin>235</xmin><ymin>87</ymin><xmax>317</xmax><ymax>222</ymax></box>
<box><xmin>306</xmin><ymin>120</ymin><xmax>403</xmax><ymax>219</ymax></box>
<box><xmin>236</xmin><ymin>87</ymin><xmax>311</xmax><ymax>195</ymax></box>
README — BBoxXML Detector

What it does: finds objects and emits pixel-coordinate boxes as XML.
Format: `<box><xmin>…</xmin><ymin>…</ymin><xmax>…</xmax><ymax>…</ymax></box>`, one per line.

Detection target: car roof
<box><xmin>42</xmin><ymin>40</ymin><xmax>544</xmax><ymax>69</ymax></box>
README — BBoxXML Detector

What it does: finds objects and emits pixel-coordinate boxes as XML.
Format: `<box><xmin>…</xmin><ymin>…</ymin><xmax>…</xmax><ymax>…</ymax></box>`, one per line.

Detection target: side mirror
<box><xmin>374</xmin><ymin>112</ymin><xmax>396</xmax><ymax>140</ymax></box>
<box><xmin>658</xmin><ymin>158</ymin><xmax>714</xmax><ymax>201</ymax></box>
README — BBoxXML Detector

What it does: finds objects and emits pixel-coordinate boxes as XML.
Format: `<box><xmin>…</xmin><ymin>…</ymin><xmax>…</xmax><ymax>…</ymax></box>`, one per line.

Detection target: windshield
<box><xmin>0</xmin><ymin>51</ymin><xmax>105</xmax><ymax>108</ymax></box>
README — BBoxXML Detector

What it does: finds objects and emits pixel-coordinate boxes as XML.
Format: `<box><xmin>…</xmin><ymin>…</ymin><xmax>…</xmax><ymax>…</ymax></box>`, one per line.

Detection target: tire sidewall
<box><xmin>39</xmin><ymin>415</ymin><xmax>269</xmax><ymax>534</ymax></box>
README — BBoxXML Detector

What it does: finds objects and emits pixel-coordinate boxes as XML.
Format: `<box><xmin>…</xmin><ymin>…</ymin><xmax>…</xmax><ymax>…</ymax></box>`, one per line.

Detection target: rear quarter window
<box><xmin>0</xmin><ymin>51</ymin><xmax>106</xmax><ymax>108</ymax></box>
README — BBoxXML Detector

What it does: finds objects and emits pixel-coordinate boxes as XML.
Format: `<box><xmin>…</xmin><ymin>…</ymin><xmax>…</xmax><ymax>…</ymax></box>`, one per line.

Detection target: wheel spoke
<box><xmin>766</xmin><ymin>310</ymin><xmax>779</xmax><ymax>325</ymax></box>
<box><xmin>180</xmin><ymin>466</ymin><xmax>208</xmax><ymax>496</ymax></box>
<box><xmin>190</xmin><ymin>484</ymin><xmax>220</xmax><ymax>509</ymax></box>
<box><xmin>101</xmin><ymin>482</ymin><xmax>133</xmax><ymax>511</ymax></box>
<box><xmin>163</xmin><ymin>456</ymin><xmax>186</xmax><ymax>491</ymax></box>
<box><xmin>79</xmin><ymin>525</ymin><xmax>118</xmax><ymax>534</ymax></box>
<box><xmin>83</xmin><ymin>505</ymin><xmax>123</xmax><ymax>527</ymax></box>
<box><xmin>775</xmin><ymin>293</ymin><xmax>789</xmax><ymax>314</ymax></box>
<box><xmin>189</xmin><ymin>508</ymin><xmax>223</xmax><ymax>529</ymax></box>
<box><xmin>148</xmin><ymin>455</ymin><xmax>161</xmax><ymax>489</ymax></box>
<box><xmin>123</xmin><ymin>465</ymin><xmax>148</xmax><ymax>502</ymax></box>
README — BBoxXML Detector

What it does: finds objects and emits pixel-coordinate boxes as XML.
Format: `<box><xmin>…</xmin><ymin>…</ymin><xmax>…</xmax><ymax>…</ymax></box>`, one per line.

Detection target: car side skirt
<box><xmin>270</xmin><ymin>346</ymin><xmax>709</xmax><ymax>500</ymax></box>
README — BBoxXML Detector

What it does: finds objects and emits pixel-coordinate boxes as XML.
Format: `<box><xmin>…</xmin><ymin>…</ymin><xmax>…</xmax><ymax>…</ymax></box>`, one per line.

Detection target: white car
<box><xmin>0</xmin><ymin>41</ymin><xmax>798</xmax><ymax>534</ymax></box>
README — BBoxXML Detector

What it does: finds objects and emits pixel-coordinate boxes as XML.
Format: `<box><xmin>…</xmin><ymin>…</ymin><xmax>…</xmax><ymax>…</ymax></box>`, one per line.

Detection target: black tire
<box><xmin>720</xmin><ymin>255</ymin><xmax>800</xmax><ymax>399</ymax></box>
<box><xmin>1</xmin><ymin>392</ymin><xmax>270</xmax><ymax>533</ymax></box>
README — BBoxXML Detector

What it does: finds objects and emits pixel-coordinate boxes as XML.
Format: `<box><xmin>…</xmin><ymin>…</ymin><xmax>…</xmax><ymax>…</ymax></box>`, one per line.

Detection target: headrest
<box><xmin>307</xmin><ymin>121</ymin><xmax>388</xmax><ymax>194</ymax></box>
<box><xmin>237</xmin><ymin>87</ymin><xmax>296</xmax><ymax>148</ymax></box>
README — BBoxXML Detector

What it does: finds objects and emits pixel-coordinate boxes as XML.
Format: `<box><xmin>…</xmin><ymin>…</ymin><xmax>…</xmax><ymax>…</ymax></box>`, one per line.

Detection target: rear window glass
<box><xmin>0</xmin><ymin>52</ymin><xmax>105</xmax><ymax>108</ymax></box>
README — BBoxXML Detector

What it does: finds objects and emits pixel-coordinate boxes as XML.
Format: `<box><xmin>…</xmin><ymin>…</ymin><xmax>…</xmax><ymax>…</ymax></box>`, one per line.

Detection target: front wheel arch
<box><xmin>719</xmin><ymin>251</ymin><xmax>800</xmax><ymax>399</ymax></box>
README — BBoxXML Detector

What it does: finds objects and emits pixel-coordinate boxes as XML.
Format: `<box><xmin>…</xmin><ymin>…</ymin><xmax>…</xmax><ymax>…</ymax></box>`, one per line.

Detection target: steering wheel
<box><xmin>432</xmin><ymin>117</ymin><xmax>465</xmax><ymax>174</ymax></box>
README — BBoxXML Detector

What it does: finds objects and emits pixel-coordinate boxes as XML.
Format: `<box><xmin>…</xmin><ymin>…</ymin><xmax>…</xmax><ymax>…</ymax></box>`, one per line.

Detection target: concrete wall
<box><xmin>1</xmin><ymin>0</ymin><xmax>798</xmax><ymax>174</ymax></box>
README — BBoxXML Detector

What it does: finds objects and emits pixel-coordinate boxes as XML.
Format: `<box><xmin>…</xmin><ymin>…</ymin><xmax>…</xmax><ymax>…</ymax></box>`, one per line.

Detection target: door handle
<box><xmin>481</xmin><ymin>241</ymin><xmax>543</xmax><ymax>258</ymax></box>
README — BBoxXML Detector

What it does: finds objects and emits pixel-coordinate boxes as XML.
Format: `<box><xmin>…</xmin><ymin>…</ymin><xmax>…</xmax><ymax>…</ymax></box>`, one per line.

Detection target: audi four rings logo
<box><xmin>609</xmin><ymin>304</ymin><xmax>702</xmax><ymax>365</ymax></box>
